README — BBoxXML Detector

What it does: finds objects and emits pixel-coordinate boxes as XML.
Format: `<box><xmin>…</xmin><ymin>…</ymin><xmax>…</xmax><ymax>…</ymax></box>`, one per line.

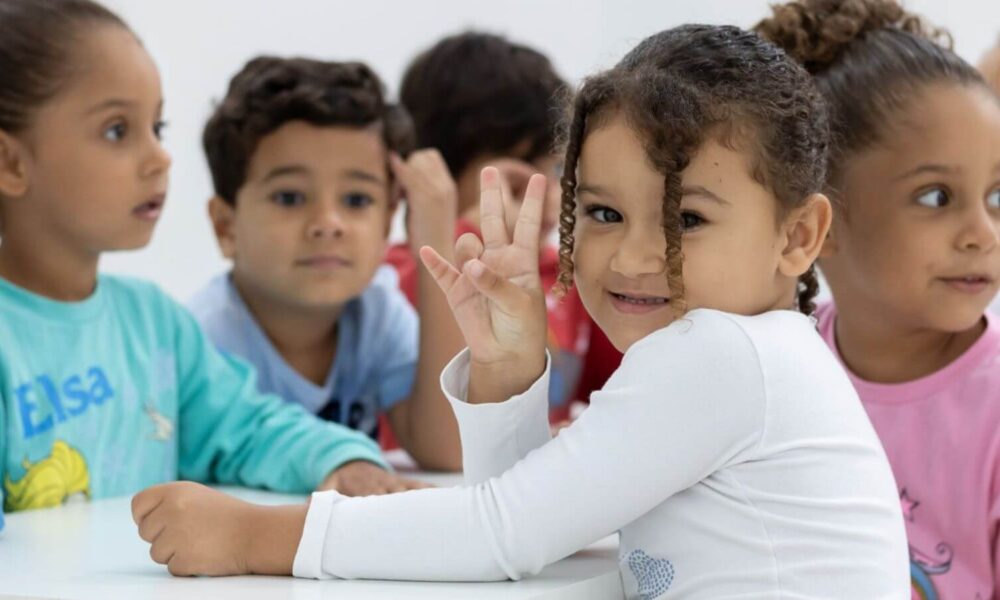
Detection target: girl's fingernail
<box><xmin>469</xmin><ymin>260</ymin><xmax>485</xmax><ymax>278</ymax></box>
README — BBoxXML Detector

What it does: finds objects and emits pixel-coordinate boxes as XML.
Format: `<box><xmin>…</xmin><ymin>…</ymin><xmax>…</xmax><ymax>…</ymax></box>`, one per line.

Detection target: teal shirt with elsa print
<box><xmin>0</xmin><ymin>275</ymin><xmax>387</xmax><ymax>513</ymax></box>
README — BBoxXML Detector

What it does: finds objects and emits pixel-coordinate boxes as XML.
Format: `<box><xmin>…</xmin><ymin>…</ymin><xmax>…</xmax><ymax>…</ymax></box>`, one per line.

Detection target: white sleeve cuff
<box><xmin>292</xmin><ymin>490</ymin><xmax>344</xmax><ymax>579</ymax></box>
<box><xmin>441</xmin><ymin>349</ymin><xmax>553</xmax><ymax>485</ymax></box>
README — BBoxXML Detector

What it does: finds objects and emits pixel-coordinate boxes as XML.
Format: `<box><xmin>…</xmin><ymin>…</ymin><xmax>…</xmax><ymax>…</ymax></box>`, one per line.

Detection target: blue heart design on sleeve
<box><xmin>627</xmin><ymin>549</ymin><xmax>675</xmax><ymax>599</ymax></box>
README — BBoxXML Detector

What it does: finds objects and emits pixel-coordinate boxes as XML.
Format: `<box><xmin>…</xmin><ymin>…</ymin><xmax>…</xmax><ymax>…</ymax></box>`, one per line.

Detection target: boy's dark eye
<box><xmin>680</xmin><ymin>211</ymin><xmax>706</xmax><ymax>230</ymax></box>
<box><xmin>585</xmin><ymin>205</ymin><xmax>623</xmax><ymax>224</ymax></box>
<box><xmin>915</xmin><ymin>187</ymin><xmax>949</xmax><ymax>208</ymax></box>
<box><xmin>103</xmin><ymin>122</ymin><xmax>127</xmax><ymax>142</ymax></box>
<box><xmin>271</xmin><ymin>191</ymin><xmax>306</xmax><ymax>207</ymax></box>
<box><xmin>345</xmin><ymin>193</ymin><xmax>374</xmax><ymax>209</ymax></box>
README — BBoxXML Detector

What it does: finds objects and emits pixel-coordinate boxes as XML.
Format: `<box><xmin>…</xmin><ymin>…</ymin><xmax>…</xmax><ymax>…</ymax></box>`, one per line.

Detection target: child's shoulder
<box><xmin>98</xmin><ymin>273</ymin><xmax>165</xmax><ymax>297</ymax></box>
<box><xmin>96</xmin><ymin>275</ymin><xmax>200</xmax><ymax>337</ymax></box>
<box><xmin>959</xmin><ymin>311</ymin><xmax>1000</xmax><ymax>391</ymax></box>
<box><xmin>618</xmin><ymin>309</ymin><xmax>826</xmax><ymax>388</ymax></box>
<box><xmin>187</xmin><ymin>273</ymin><xmax>238</xmax><ymax>325</ymax></box>
<box><xmin>347</xmin><ymin>265</ymin><xmax>417</xmax><ymax>344</ymax></box>
<box><xmin>357</xmin><ymin>265</ymin><xmax>413</xmax><ymax>316</ymax></box>
<box><xmin>628</xmin><ymin>308</ymin><xmax>814</xmax><ymax>356</ymax></box>
<box><xmin>97</xmin><ymin>274</ymin><xmax>178</xmax><ymax>312</ymax></box>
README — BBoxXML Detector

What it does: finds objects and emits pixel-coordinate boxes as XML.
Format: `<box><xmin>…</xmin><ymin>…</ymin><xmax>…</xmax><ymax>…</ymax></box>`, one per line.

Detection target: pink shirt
<box><xmin>817</xmin><ymin>303</ymin><xmax>1000</xmax><ymax>600</ymax></box>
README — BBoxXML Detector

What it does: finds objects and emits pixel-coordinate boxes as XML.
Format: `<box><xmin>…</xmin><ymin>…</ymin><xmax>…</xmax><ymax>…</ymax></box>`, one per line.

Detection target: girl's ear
<box><xmin>778</xmin><ymin>193</ymin><xmax>833</xmax><ymax>278</ymax></box>
<box><xmin>819</xmin><ymin>216</ymin><xmax>840</xmax><ymax>258</ymax></box>
<box><xmin>207</xmin><ymin>196</ymin><xmax>238</xmax><ymax>260</ymax></box>
<box><xmin>0</xmin><ymin>130</ymin><xmax>30</xmax><ymax>198</ymax></box>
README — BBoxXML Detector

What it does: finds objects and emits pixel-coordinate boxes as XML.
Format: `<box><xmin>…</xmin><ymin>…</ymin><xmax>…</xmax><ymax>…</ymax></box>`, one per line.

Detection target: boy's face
<box><xmin>573</xmin><ymin>114</ymin><xmax>807</xmax><ymax>352</ymax></box>
<box><xmin>211</xmin><ymin>121</ymin><xmax>394</xmax><ymax>311</ymax></box>
<box><xmin>821</xmin><ymin>83</ymin><xmax>1000</xmax><ymax>334</ymax></box>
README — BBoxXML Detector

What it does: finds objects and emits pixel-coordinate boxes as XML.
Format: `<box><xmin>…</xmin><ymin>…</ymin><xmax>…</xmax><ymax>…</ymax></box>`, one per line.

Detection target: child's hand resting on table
<box><xmin>133</xmin><ymin>461</ymin><xmax>428</xmax><ymax>576</ymax></box>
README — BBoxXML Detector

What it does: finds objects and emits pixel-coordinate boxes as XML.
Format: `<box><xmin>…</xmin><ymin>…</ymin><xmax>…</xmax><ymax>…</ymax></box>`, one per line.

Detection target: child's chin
<box><xmin>922</xmin><ymin>302</ymin><xmax>989</xmax><ymax>334</ymax></box>
<box><xmin>290</xmin><ymin>288</ymin><xmax>358</xmax><ymax>310</ymax></box>
<box><xmin>107</xmin><ymin>233</ymin><xmax>156</xmax><ymax>252</ymax></box>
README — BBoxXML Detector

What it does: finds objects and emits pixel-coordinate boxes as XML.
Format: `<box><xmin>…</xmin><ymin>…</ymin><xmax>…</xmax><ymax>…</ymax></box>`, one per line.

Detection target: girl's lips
<box><xmin>939</xmin><ymin>276</ymin><xmax>994</xmax><ymax>295</ymax></box>
<box><xmin>608</xmin><ymin>291</ymin><xmax>670</xmax><ymax>315</ymax></box>
<box><xmin>133</xmin><ymin>194</ymin><xmax>166</xmax><ymax>221</ymax></box>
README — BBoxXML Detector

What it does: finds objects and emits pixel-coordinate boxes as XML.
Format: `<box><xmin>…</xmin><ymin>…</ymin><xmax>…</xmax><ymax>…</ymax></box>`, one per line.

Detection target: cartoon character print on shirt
<box><xmin>144</xmin><ymin>401</ymin><xmax>174</xmax><ymax>441</ymax></box>
<box><xmin>902</xmin><ymin>488</ymin><xmax>953</xmax><ymax>600</ymax></box>
<box><xmin>3</xmin><ymin>440</ymin><xmax>90</xmax><ymax>512</ymax></box>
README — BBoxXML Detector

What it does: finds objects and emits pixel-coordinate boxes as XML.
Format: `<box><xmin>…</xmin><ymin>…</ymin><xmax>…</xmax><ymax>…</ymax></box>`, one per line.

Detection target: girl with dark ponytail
<box><xmin>758</xmin><ymin>2</ymin><xmax>1000</xmax><ymax>597</ymax></box>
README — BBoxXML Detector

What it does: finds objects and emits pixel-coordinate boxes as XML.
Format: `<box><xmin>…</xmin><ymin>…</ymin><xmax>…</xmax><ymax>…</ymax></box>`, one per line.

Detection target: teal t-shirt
<box><xmin>0</xmin><ymin>275</ymin><xmax>387</xmax><ymax>512</ymax></box>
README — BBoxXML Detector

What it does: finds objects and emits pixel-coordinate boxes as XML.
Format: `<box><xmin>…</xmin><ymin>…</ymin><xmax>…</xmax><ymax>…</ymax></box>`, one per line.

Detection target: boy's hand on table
<box><xmin>318</xmin><ymin>460</ymin><xmax>431</xmax><ymax>495</ymax></box>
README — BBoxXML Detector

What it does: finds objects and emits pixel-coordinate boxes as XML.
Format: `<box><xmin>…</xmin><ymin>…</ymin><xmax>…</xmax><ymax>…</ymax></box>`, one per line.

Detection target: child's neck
<box><xmin>232</xmin><ymin>275</ymin><xmax>342</xmax><ymax>386</ymax></box>
<box><xmin>832</xmin><ymin>301</ymin><xmax>986</xmax><ymax>384</ymax></box>
<box><xmin>0</xmin><ymin>229</ymin><xmax>99</xmax><ymax>301</ymax></box>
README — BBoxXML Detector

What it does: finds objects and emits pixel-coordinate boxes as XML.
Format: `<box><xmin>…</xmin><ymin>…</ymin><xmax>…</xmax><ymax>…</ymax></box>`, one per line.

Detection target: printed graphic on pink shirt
<box><xmin>903</xmin><ymin>488</ymin><xmax>953</xmax><ymax>600</ymax></box>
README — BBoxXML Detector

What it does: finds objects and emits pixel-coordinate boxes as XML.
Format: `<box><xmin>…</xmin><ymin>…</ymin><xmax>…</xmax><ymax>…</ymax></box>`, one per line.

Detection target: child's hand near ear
<box><xmin>419</xmin><ymin>168</ymin><xmax>549</xmax><ymax>404</ymax></box>
<box><xmin>390</xmin><ymin>150</ymin><xmax>457</xmax><ymax>257</ymax></box>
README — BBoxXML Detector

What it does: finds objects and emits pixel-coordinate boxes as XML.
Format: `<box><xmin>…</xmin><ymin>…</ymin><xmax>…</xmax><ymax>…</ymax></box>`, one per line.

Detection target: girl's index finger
<box><xmin>479</xmin><ymin>167</ymin><xmax>510</xmax><ymax>250</ymax></box>
<box><xmin>512</xmin><ymin>173</ymin><xmax>548</xmax><ymax>254</ymax></box>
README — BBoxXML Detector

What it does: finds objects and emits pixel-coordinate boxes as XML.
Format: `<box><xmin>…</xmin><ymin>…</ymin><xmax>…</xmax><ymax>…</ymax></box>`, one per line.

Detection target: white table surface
<box><xmin>0</xmin><ymin>458</ymin><xmax>624</xmax><ymax>600</ymax></box>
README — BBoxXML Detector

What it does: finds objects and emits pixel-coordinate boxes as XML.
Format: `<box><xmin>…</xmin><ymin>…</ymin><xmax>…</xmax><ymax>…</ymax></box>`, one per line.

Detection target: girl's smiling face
<box><xmin>572</xmin><ymin>113</ymin><xmax>831</xmax><ymax>352</ymax></box>
<box><xmin>820</xmin><ymin>83</ymin><xmax>1000</xmax><ymax>334</ymax></box>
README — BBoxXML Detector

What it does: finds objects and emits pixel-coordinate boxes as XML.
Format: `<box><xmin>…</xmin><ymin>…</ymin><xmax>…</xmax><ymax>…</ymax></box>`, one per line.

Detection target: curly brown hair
<box><xmin>203</xmin><ymin>56</ymin><xmax>415</xmax><ymax>204</ymax></box>
<box><xmin>755</xmin><ymin>0</ymin><xmax>987</xmax><ymax>203</ymax></box>
<box><xmin>556</xmin><ymin>24</ymin><xmax>830</xmax><ymax>315</ymax></box>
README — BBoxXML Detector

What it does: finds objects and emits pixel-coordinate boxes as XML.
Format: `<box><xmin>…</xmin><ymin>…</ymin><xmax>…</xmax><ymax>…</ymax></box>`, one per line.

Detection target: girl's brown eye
<box><xmin>585</xmin><ymin>205</ymin><xmax>622</xmax><ymax>223</ymax></box>
<box><xmin>680</xmin><ymin>211</ymin><xmax>705</xmax><ymax>229</ymax></box>
<box><xmin>103</xmin><ymin>122</ymin><xmax>127</xmax><ymax>142</ymax></box>
<box><xmin>915</xmin><ymin>187</ymin><xmax>949</xmax><ymax>208</ymax></box>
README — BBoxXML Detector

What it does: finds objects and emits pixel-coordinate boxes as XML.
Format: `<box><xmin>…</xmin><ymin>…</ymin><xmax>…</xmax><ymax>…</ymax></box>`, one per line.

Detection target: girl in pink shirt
<box><xmin>758</xmin><ymin>1</ymin><xmax>1000</xmax><ymax>598</ymax></box>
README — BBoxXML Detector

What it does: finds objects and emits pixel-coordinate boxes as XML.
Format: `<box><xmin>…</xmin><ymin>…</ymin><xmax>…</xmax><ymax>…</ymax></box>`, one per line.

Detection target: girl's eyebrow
<box><xmin>891</xmin><ymin>163</ymin><xmax>956</xmax><ymax>182</ymax></box>
<box><xmin>85</xmin><ymin>98</ymin><xmax>164</xmax><ymax>116</ymax></box>
<box><xmin>576</xmin><ymin>183</ymin><xmax>610</xmax><ymax>197</ymax></box>
<box><xmin>681</xmin><ymin>185</ymin><xmax>730</xmax><ymax>206</ymax></box>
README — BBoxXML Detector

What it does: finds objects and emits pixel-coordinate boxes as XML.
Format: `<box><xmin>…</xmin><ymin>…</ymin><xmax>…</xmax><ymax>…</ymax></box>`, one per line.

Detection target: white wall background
<box><xmin>99</xmin><ymin>0</ymin><xmax>1000</xmax><ymax>309</ymax></box>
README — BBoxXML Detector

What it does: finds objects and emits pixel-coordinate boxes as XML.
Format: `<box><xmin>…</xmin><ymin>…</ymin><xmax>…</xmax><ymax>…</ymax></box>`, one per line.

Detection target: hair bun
<box><xmin>755</xmin><ymin>0</ymin><xmax>949</xmax><ymax>73</ymax></box>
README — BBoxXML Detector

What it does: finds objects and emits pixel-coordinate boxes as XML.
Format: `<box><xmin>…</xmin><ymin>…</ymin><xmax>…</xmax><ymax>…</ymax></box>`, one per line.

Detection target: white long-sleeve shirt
<box><xmin>293</xmin><ymin>309</ymin><xmax>909</xmax><ymax>598</ymax></box>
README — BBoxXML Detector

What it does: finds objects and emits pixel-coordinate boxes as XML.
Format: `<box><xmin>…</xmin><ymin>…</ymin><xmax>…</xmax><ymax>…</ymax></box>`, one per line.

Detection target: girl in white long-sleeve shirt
<box><xmin>132</xmin><ymin>24</ymin><xmax>910</xmax><ymax>598</ymax></box>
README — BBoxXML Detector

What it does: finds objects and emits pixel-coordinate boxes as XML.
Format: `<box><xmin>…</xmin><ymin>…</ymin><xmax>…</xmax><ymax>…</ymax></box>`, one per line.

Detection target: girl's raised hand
<box><xmin>419</xmin><ymin>167</ymin><xmax>549</xmax><ymax>403</ymax></box>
